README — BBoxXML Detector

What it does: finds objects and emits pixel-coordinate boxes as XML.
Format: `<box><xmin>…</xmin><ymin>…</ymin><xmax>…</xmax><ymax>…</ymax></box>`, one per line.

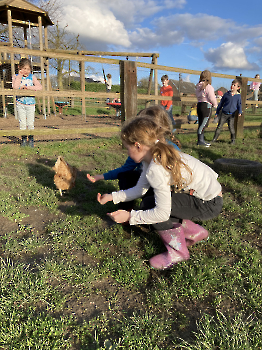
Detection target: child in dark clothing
<box><xmin>212</xmin><ymin>79</ymin><xmax>242</xmax><ymax>145</ymax></box>
<box><xmin>87</xmin><ymin>106</ymin><xmax>181</xmax><ymax>210</ymax></box>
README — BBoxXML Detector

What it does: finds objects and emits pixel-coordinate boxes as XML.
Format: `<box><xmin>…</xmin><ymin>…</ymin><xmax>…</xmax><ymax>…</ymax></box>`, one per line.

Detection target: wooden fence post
<box><xmin>79</xmin><ymin>59</ymin><xmax>86</xmax><ymax>120</ymax></box>
<box><xmin>38</xmin><ymin>16</ymin><xmax>46</xmax><ymax>119</ymax></box>
<box><xmin>119</xmin><ymin>60</ymin><xmax>137</xmax><ymax>123</ymax></box>
<box><xmin>145</xmin><ymin>54</ymin><xmax>157</xmax><ymax>108</ymax></box>
<box><xmin>234</xmin><ymin>76</ymin><xmax>248</xmax><ymax>138</ymax></box>
<box><xmin>7</xmin><ymin>9</ymin><xmax>17</xmax><ymax>119</ymax></box>
<box><xmin>154</xmin><ymin>55</ymin><xmax>158</xmax><ymax>106</ymax></box>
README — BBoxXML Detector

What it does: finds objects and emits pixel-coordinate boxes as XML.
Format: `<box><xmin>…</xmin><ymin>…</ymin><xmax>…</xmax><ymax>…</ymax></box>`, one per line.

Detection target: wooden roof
<box><xmin>170</xmin><ymin>79</ymin><xmax>196</xmax><ymax>95</ymax></box>
<box><xmin>0</xmin><ymin>0</ymin><xmax>53</xmax><ymax>26</ymax></box>
<box><xmin>215</xmin><ymin>86</ymin><xmax>227</xmax><ymax>94</ymax></box>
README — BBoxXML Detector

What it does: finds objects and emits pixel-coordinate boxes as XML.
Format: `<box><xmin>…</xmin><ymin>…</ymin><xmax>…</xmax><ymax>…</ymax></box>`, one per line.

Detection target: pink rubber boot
<box><xmin>149</xmin><ymin>224</ymin><xmax>190</xmax><ymax>270</ymax></box>
<box><xmin>182</xmin><ymin>220</ymin><xmax>209</xmax><ymax>247</ymax></box>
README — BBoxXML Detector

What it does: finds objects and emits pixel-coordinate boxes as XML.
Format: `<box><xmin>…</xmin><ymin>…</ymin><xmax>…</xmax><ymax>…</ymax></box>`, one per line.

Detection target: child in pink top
<box><xmin>250</xmin><ymin>74</ymin><xmax>261</xmax><ymax>107</ymax></box>
<box><xmin>195</xmin><ymin>70</ymin><xmax>217</xmax><ymax>147</ymax></box>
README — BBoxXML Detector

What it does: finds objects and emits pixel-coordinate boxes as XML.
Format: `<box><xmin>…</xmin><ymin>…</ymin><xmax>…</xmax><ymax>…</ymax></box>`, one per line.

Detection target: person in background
<box><xmin>212</xmin><ymin>79</ymin><xmax>242</xmax><ymax>145</ymax></box>
<box><xmin>112</xmin><ymin>92</ymin><xmax>121</xmax><ymax>117</ymax></box>
<box><xmin>250</xmin><ymin>74</ymin><xmax>261</xmax><ymax>108</ymax></box>
<box><xmin>97</xmin><ymin>116</ymin><xmax>223</xmax><ymax>270</ymax></box>
<box><xmin>160</xmin><ymin>74</ymin><xmax>176</xmax><ymax>130</ymax></box>
<box><xmin>12</xmin><ymin>58</ymin><xmax>42</xmax><ymax>147</ymax></box>
<box><xmin>195</xmin><ymin>70</ymin><xmax>217</xmax><ymax>147</ymax></box>
<box><xmin>105</xmin><ymin>73</ymin><xmax>112</xmax><ymax>102</ymax></box>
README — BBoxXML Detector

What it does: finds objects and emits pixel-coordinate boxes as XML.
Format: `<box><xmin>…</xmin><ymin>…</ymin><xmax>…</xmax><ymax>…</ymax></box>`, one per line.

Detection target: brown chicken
<box><xmin>53</xmin><ymin>156</ymin><xmax>77</xmax><ymax>196</ymax></box>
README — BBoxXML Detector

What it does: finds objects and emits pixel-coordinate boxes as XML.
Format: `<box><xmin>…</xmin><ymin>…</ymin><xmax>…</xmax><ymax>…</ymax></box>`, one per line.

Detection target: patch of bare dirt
<box><xmin>0</xmin><ymin>113</ymin><xmax>122</xmax><ymax>144</ymax></box>
<box><xmin>0</xmin><ymin>207</ymin><xmax>63</xmax><ymax>237</ymax></box>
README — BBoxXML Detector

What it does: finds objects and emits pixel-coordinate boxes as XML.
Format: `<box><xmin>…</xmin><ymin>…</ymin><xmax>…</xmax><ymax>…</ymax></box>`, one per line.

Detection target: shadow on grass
<box><xmin>1</xmin><ymin>136</ymin><xmax>21</xmax><ymax>145</ymax></box>
<box><xmin>26</xmin><ymin>156</ymin><xmax>119</xmax><ymax>222</ymax></box>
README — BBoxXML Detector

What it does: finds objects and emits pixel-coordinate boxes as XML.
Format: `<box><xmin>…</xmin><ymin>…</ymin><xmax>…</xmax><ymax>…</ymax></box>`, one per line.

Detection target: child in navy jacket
<box><xmin>87</xmin><ymin>106</ymin><xmax>180</xmax><ymax>210</ymax></box>
<box><xmin>212</xmin><ymin>79</ymin><xmax>242</xmax><ymax>145</ymax></box>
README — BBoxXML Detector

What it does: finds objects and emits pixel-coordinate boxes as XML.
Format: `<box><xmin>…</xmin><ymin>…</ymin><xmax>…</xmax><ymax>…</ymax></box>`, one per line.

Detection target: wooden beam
<box><xmin>120</xmin><ymin>60</ymin><xmax>137</xmax><ymax>122</ymax></box>
<box><xmin>7</xmin><ymin>9</ymin><xmax>17</xmax><ymax>119</ymax></box>
<box><xmin>0</xmin><ymin>88</ymin><xmax>120</xmax><ymax>99</ymax></box>
<box><xmin>146</xmin><ymin>55</ymin><xmax>154</xmax><ymax>108</ymax></box>
<box><xmin>38</xmin><ymin>16</ymin><xmax>46</xmax><ymax>119</ymax></box>
<box><xmin>79</xmin><ymin>58</ymin><xmax>86</xmax><ymax>119</ymax></box>
<box><xmin>154</xmin><ymin>54</ymin><xmax>158</xmax><ymax>105</ymax></box>
<box><xmin>45</xmin><ymin>49</ymin><xmax>159</xmax><ymax>58</ymax></box>
<box><xmin>1</xmin><ymin>45</ymin><xmax>262</xmax><ymax>82</ymax></box>
<box><xmin>44</xmin><ymin>26</ymin><xmax>51</xmax><ymax>116</ymax></box>
<box><xmin>234</xmin><ymin>76</ymin><xmax>248</xmax><ymax>138</ymax></box>
<box><xmin>0</xmin><ymin>126</ymin><xmax>120</xmax><ymax>137</ymax></box>
<box><xmin>11</xmin><ymin>19</ymin><xmax>39</xmax><ymax>27</ymax></box>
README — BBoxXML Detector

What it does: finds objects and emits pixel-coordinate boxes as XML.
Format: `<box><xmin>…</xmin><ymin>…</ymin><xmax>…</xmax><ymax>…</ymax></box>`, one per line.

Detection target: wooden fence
<box><xmin>0</xmin><ymin>45</ymin><xmax>261</xmax><ymax>138</ymax></box>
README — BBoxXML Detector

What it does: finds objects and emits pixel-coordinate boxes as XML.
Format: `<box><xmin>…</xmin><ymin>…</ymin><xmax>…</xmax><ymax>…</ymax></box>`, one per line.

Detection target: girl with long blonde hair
<box><xmin>97</xmin><ymin>116</ymin><xmax>223</xmax><ymax>270</ymax></box>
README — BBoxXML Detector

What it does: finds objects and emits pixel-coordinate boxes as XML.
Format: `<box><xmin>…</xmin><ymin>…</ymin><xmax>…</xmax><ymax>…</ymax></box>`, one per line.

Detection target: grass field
<box><xmin>0</xmin><ymin>123</ymin><xmax>261</xmax><ymax>349</ymax></box>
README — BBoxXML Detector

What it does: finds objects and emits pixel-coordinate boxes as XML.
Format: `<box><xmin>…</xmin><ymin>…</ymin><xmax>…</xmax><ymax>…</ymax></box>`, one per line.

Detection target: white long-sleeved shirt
<box><xmin>112</xmin><ymin>152</ymin><xmax>222</xmax><ymax>226</ymax></box>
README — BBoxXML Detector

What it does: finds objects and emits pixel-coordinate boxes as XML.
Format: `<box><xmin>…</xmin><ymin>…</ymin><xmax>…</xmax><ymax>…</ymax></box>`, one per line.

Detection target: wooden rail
<box><xmin>1</xmin><ymin>46</ymin><xmax>262</xmax><ymax>138</ymax></box>
<box><xmin>0</xmin><ymin>126</ymin><xmax>120</xmax><ymax>137</ymax></box>
<box><xmin>1</xmin><ymin>46</ymin><xmax>261</xmax><ymax>81</ymax></box>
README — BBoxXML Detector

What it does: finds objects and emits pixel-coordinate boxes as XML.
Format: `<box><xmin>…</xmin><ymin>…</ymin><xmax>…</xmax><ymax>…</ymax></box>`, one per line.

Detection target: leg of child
<box><xmin>228</xmin><ymin>115</ymin><xmax>236</xmax><ymax>144</ymax></box>
<box><xmin>166</xmin><ymin>105</ymin><xmax>176</xmax><ymax>127</ymax></box>
<box><xmin>26</xmin><ymin>105</ymin><xmax>35</xmax><ymax>147</ymax></box>
<box><xmin>26</xmin><ymin>104</ymin><xmax>35</xmax><ymax>130</ymax></box>
<box><xmin>213</xmin><ymin>113</ymin><xmax>228</xmax><ymax>142</ymax></box>
<box><xmin>141</xmin><ymin>192</ymin><xmax>222</xmax><ymax>247</ymax></box>
<box><xmin>169</xmin><ymin>193</ymin><xmax>223</xmax><ymax>247</ymax></box>
<box><xmin>17</xmin><ymin>103</ymin><xmax>27</xmax><ymax>130</ymax></box>
<box><xmin>140</xmin><ymin>195</ymin><xmax>189</xmax><ymax>270</ymax></box>
<box><xmin>197</xmin><ymin>103</ymin><xmax>211</xmax><ymax>146</ymax></box>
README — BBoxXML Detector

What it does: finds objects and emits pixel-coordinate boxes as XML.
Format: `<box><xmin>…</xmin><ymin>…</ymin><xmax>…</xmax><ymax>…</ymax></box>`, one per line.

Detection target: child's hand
<box><xmin>107</xmin><ymin>210</ymin><xmax>131</xmax><ymax>223</ymax></box>
<box><xmin>87</xmin><ymin>174</ymin><xmax>104</xmax><ymax>183</ymax></box>
<box><xmin>97</xmin><ymin>193</ymin><xmax>113</xmax><ymax>205</ymax></box>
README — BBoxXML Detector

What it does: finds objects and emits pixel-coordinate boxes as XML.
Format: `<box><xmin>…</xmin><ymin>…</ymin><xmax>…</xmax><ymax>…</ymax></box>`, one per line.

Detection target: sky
<box><xmin>42</xmin><ymin>0</ymin><xmax>262</xmax><ymax>88</ymax></box>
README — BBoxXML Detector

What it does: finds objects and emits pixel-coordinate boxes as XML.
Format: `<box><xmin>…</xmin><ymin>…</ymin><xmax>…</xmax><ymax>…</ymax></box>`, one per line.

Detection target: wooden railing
<box><xmin>1</xmin><ymin>45</ymin><xmax>261</xmax><ymax>138</ymax></box>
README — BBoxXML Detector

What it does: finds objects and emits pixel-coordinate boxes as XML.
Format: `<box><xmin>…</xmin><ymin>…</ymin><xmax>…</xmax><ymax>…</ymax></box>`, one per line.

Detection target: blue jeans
<box><xmin>162</xmin><ymin>105</ymin><xmax>176</xmax><ymax>126</ymax></box>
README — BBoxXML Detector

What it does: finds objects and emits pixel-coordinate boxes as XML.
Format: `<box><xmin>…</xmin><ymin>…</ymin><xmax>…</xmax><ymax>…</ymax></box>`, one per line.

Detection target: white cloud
<box><xmin>127</xmin><ymin>13</ymin><xmax>232</xmax><ymax>50</ymax></box>
<box><xmin>156</xmin><ymin>13</ymin><xmax>232</xmax><ymax>42</ymax></box>
<box><xmin>204</xmin><ymin>42</ymin><xmax>259</xmax><ymax>71</ymax></box>
<box><xmin>54</xmin><ymin>1</ymin><xmax>262</xmax><ymax>72</ymax></box>
<box><xmin>129</xmin><ymin>27</ymin><xmax>183</xmax><ymax>49</ymax></box>
<box><xmin>58</xmin><ymin>0</ymin><xmax>189</xmax><ymax>50</ymax></box>
<box><xmin>103</xmin><ymin>0</ymin><xmax>186</xmax><ymax>27</ymax></box>
<box><xmin>59</xmin><ymin>0</ymin><xmax>131</xmax><ymax>48</ymax></box>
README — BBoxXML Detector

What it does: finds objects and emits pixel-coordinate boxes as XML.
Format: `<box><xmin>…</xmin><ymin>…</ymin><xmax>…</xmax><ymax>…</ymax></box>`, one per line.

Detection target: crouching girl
<box><xmin>97</xmin><ymin>116</ymin><xmax>223</xmax><ymax>270</ymax></box>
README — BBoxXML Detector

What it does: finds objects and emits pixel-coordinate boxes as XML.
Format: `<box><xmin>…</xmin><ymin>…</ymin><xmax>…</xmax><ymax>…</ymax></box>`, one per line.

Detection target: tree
<box><xmin>47</xmin><ymin>22</ymin><xmax>82</xmax><ymax>90</ymax></box>
<box><xmin>30</xmin><ymin>0</ymin><xmax>96</xmax><ymax>90</ymax></box>
<box><xmin>137</xmin><ymin>76</ymin><xmax>159</xmax><ymax>92</ymax></box>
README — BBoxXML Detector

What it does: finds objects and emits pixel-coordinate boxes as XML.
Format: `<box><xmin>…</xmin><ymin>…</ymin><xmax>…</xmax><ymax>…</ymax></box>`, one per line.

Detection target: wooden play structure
<box><xmin>0</xmin><ymin>0</ymin><xmax>160</xmax><ymax>122</ymax></box>
<box><xmin>0</xmin><ymin>0</ymin><xmax>54</xmax><ymax>118</ymax></box>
